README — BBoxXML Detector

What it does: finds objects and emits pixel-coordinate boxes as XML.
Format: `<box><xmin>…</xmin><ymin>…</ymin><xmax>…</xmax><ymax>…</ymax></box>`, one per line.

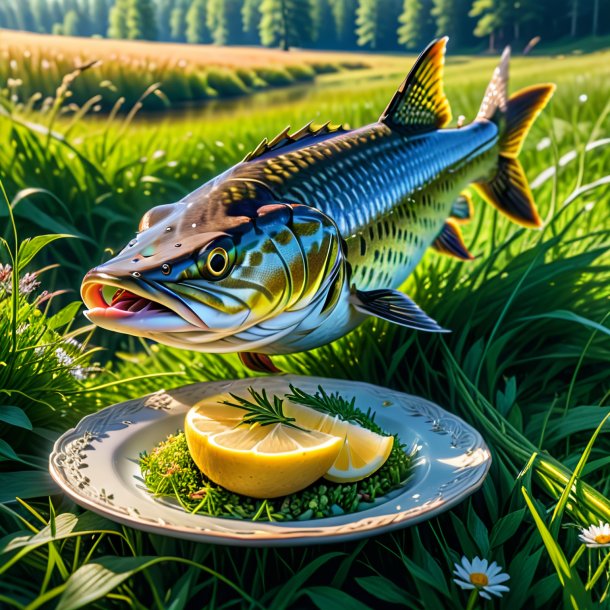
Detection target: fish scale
<box><xmin>81</xmin><ymin>38</ymin><xmax>555</xmax><ymax>372</ymax></box>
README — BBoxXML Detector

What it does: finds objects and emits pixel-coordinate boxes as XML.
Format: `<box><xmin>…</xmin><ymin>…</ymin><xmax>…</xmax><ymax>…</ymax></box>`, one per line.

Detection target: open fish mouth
<box><xmin>81</xmin><ymin>273</ymin><xmax>207</xmax><ymax>332</ymax></box>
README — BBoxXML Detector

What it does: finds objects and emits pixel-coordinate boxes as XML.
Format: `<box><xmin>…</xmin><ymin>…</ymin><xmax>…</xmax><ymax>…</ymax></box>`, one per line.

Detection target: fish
<box><xmin>81</xmin><ymin>38</ymin><xmax>555</xmax><ymax>373</ymax></box>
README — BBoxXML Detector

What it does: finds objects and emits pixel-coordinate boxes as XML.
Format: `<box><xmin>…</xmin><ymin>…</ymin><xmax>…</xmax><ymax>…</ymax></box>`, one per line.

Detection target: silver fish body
<box><xmin>81</xmin><ymin>39</ymin><xmax>554</xmax><ymax>370</ymax></box>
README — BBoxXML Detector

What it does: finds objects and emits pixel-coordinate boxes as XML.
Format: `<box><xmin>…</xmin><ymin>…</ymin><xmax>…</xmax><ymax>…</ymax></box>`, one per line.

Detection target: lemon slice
<box><xmin>283</xmin><ymin>402</ymin><xmax>394</xmax><ymax>483</ymax></box>
<box><xmin>202</xmin><ymin>423</ymin><xmax>343</xmax><ymax>498</ymax></box>
<box><xmin>184</xmin><ymin>400</ymin><xmax>244</xmax><ymax>471</ymax></box>
<box><xmin>184</xmin><ymin>393</ymin><xmax>394</xmax><ymax>497</ymax></box>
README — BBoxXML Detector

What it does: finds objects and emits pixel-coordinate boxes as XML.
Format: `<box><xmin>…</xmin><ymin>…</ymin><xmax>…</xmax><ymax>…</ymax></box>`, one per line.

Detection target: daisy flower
<box><xmin>453</xmin><ymin>556</ymin><xmax>510</xmax><ymax>600</ymax></box>
<box><xmin>579</xmin><ymin>522</ymin><xmax>610</xmax><ymax>548</ymax></box>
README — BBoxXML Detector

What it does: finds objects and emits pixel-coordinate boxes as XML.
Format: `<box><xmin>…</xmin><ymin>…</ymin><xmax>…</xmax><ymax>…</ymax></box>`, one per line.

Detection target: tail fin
<box><xmin>474</xmin><ymin>47</ymin><xmax>555</xmax><ymax>228</ymax></box>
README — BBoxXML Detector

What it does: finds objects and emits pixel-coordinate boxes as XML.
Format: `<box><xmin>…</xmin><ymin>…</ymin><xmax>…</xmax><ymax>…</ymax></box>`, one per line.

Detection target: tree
<box><xmin>89</xmin><ymin>0</ymin><xmax>110</xmax><ymax>37</ymax></box>
<box><xmin>126</xmin><ymin>0</ymin><xmax>158</xmax><ymax>40</ymax></box>
<box><xmin>186</xmin><ymin>0</ymin><xmax>209</xmax><ymax>43</ymax></box>
<box><xmin>30</xmin><ymin>0</ymin><xmax>53</xmax><ymax>33</ymax></box>
<box><xmin>469</xmin><ymin>0</ymin><xmax>511</xmax><ymax>50</ymax></box>
<box><xmin>12</xmin><ymin>0</ymin><xmax>35</xmax><ymax>32</ymax></box>
<box><xmin>207</xmin><ymin>0</ymin><xmax>242</xmax><ymax>45</ymax></box>
<box><xmin>259</xmin><ymin>0</ymin><xmax>316</xmax><ymax>50</ymax></box>
<box><xmin>156</xmin><ymin>0</ymin><xmax>173</xmax><ymax>41</ymax></box>
<box><xmin>314</xmin><ymin>0</ymin><xmax>336</xmax><ymax>47</ymax></box>
<box><xmin>432</xmin><ymin>0</ymin><xmax>473</xmax><ymax>48</ymax></box>
<box><xmin>329</xmin><ymin>0</ymin><xmax>357</xmax><ymax>47</ymax></box>
<box><xmin>170</xmin><ymin>5</ymin><xmax>187</xmax><ymax>41</ymax></box>
<box><xmin>108</xmin><ymin>0</ymin><xmax>129</xmax><ymax>38</ymax></box>
<box><xmin>242</xmin><ymin>0</ymin><xmax>262</xmax><ymax>43</ymax></box>
<box><xmin>356</xmin><ymin>0</ymin><xmax>401</xmax><ymax>49</ymax></box>
<box><xmin>62</xmin><ymin>9</ymin><xmax>81</xmax><ymax>36</ymax></box>
<box><xmin>398</xmin><ymin>0</ymin><xmax>434</xmax><ymax>49</ymax></box>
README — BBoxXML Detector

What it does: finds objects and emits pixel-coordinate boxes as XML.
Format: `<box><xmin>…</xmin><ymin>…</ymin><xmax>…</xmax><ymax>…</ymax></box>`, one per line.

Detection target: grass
<box><xmin>0</xmin><ymin>37</ymin><xmax>609</xmax><ymax>608</ymax></box>
<box><xmin>0</xmin><ymin>30</ymin><xmax>375</xmax><ymax>109</ymax></box>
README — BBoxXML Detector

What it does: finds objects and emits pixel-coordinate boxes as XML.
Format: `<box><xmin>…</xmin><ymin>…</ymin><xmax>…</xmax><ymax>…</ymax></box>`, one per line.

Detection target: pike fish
<box><xmin>81</xmin><ymin>38</ymin><xmax>555</xmax><ymax>373</ymax></box>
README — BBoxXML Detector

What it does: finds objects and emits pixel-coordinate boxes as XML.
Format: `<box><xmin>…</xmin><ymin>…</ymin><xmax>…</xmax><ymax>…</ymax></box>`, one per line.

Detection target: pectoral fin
<box><xmin>239</xmin><ymin>352</ymin><xmax>282</xmax><ymax>374</ymax></box>
<box><xmin>351</xmin><ymin>289</ymin><xmax>448</xmax><ymax>332</ymax></box>
<box><xmin>432</xmin><ymin>219</ymin><xmax>474</xmax><ymax>260</ymax></box>
<box><xmin>450</xmin><ymin>192</ymin><xmax>474</xmax><ymax>223</ymax></box>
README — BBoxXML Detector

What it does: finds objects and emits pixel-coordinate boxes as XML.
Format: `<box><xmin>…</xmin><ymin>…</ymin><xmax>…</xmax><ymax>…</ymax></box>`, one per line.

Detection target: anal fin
<box><xmin>474</xmin><ymin>156</ymin><xmax>542</xmax><ymax>228</ymax></box>
<box><xmin>239</xmin><ymin>352</ymin><xmax>282</xmax><ymax>374</ymax></box>
<box><xmin>450</xmin><ymin>192</ymin><xmax>474</xmax><ymax>224</ymax></box>
<box><xmin>432</xmin><ymin>219</ymin><xmax>474</xmax><ymax>260</ymax></box>
<box><xmin>351</xmin><ymin>289</ymin><xmax>448</xmax><ymax>333</ymax></box>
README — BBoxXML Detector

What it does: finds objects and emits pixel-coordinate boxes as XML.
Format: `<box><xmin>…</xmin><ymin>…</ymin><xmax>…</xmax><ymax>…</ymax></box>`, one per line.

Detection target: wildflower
<box><xmin>55</xmin><ymin>347</ymin><xmax>74</xmax><ymax>368</ymax></box>
<box><xmin>579</xmin><ymin>93</ymin><xmax>588</xmax><ymax>103</ymax></box>
<box><xmin>579</xmin><ymin>522</ymin><xmax>610</xmax><ymax>548</ymax></box>
<box><xmin>453</xmin><ymin>556</ymin><xmax>510</xmax><ymax>600</ymax></box>
<box><xmin>19</xmin><ymin>272</ymin><xmax>41</xmax><ymax>296</ymax></box>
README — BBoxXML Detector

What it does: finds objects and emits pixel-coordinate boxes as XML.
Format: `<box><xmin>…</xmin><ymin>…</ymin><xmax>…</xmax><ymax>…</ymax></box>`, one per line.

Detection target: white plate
<box><xmin>49</xmin><ymin>375</ymin><xmax>490</xmax><ymax>546</ymax></box>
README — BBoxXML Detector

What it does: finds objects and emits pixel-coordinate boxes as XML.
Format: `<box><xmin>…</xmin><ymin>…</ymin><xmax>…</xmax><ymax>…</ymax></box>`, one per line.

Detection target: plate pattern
<box><xmin>50</xmin><ymin>376</ymin><xmax>491</xmax><ymax>546</ymax></box>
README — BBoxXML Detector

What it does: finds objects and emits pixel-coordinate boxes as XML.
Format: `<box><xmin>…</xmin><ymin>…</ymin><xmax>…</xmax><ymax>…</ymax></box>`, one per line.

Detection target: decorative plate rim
<box><xmin>49</xmin><ymin>375</ymin><xmax>491</xmax><ymax>546</ymax></box>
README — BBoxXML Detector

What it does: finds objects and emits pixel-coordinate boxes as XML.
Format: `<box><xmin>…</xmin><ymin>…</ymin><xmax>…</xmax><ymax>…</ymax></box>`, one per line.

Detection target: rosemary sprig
<box><xmin>285</xmin><ymin>384</ymin><xmax>382</xmax><ymax>432</ymax></box>
<box><xmin>222</xmin><ymin>386</ymin><xmax>304</xmax><ymax>429</ymax></box>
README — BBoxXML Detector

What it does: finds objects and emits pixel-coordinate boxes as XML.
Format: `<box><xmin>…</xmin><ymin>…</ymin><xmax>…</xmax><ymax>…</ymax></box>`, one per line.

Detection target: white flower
<box><xmin>55</xmin><ymin>347</ymin><xmax>74</xmax><ymax>368</ymax></box>
<box><xmin>579</xmin><ymin>93</ymin><xmax>588</xmax><ymax>103</ymax></box>
<box><xmin>579</xmin><ymin>522</ymin><xmax>610</xmax><ymax>548</ymax></box>
<box><xmin>453</xmin><ymin>556</ymin><xmax>510</xmax><ymax>600</ymax></box>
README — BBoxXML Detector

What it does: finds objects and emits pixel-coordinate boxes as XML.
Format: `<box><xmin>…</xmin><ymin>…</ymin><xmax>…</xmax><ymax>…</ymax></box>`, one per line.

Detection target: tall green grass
<box><xmin>0</xmin><ymin>50</ymin><xmax>609</xmax><ymax>608</ymax></box>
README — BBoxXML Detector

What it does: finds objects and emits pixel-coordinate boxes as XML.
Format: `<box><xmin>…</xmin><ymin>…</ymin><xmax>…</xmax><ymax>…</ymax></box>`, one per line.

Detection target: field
<box><xmin>0</xmin><ymin>30</ymin><xmax>390</xmax><ymax>108</ymax></box>
<box><xmin>1</xmin><ymin>36</ymin><xmax>610</xmax><ymax>609</ymax></box>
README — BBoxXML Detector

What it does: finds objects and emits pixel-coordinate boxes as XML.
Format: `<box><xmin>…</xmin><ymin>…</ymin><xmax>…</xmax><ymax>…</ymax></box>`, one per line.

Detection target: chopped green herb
<box><xmin>140</xmin><ymin>387</ymin><xmax>413</xmax><ymax>522</ymax></box>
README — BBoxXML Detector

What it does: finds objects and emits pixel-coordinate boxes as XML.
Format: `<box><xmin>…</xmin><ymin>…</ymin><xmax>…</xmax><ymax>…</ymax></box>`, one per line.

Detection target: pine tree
<box><xmin>259</xmin><ymin>0</ymin><xmax>316</xmax><ymax>50</ymax></box>
<box><xmin>432</xmin><ymin>0</ymin><xmax>473</xmax><ymax>48</ymax></box>
<box><xmin>13</xmin><ymin>0</ymin><xmax>35</xmax><ymax>31</ymax></box>
<box><xmin>242</xmin><ymin>0</ymin><xmax>262</xmax><ymax>43</ymax></box>
<box><xmin>186</xmin><ymin>0</ymin><xmax>209</xmax><ymax>43</ymax></box>
<box><xmin>62</xmin><ymin>9</ymin><xmax>81</xmax><ymax>36</ymax></box>
<box><xmin>469</xmin><ymin>0</ymin><xmax>510</xmax><ymax>49</ymax></box>
<box><xmin>89</xmin><ymin>0</ymin><xmax>110</xmax><ymax>36</ymax></box>
<box><xmin>207</xmin><ymin>0</ymin><xmax>241</xmax><ymax>45</ymax></box>
<box><xmin>314</xmin><ymin>0</ymin><xmax>336</xmax><ymax>46</ymax></box>
<box><xmin>126</xmin><ymin>0</ymin><xmax>158</xmax><ymax>40</ymax></box>
<box><xmin>30</xmin><ymin>0</ymin><xmax>52</xmax><ymax>33</ymax></box>
<box><xmin>156</xmin><ymin>0</ymin><xmax>173</xmax><ymax>41</ymax></box>
<box><xmin>329</xmin><ymin>0</ymin><xmax>357</xmax><ymax>47</ymax></box>
<box><xmin>398</xmin><ymin>0</ymin><xmax>434</xmax><ymax>49</ymax></box>
<box><xmin>108</xmin><ymin>0</ymin><xmax>129</xmax><ymax>38</ymax></box>
<box><xmin>356</xmin><ymin>0</ymin><xmax>401</xmax><ymax>49</ymax></box>
<box><xmin>170</xmin><ymin>5</ymin><xmax>186</xmax><ymax>41</ymax></box>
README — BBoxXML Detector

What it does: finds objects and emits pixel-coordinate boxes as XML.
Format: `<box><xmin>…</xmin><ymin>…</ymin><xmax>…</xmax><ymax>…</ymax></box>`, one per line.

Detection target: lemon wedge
<box><xmin>202</xmin><ymin>423</ymin><xmax>343</xmax><ymax>498</ymax></box>
<box><xmin>283</xmin><ymin>402</ymin><xmax>394</xmax><ymax>483</ymax></box>
<box><xmin>185</xmin><ymin>399</ymin><xmax>343</xmax><ymax>497</ymax></box>
<box><xmin>184</xmin><ymin>400</ymin><xmax>244</xmax><ymax>472</ymax></box>
<box><xmin>184</xmin><ymin>392</ymin><xmax>393</xmax><ymax>497</ymax></box>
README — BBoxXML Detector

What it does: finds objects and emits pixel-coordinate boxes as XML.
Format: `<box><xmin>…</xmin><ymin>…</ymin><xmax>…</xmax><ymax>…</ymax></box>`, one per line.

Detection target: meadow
<box><xmin>1</xmin><ymin>37</ymin><xmax>609</xmax><ymax>609</ymax></box>
<box><xmin>0</xmin><ymin>30</ymin><xmax>379</xmax><ymax>108</ymax></box>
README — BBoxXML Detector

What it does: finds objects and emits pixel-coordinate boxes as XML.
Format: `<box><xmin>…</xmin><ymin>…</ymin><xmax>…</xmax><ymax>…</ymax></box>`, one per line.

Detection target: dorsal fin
<box><xmin>477</xmin><ymin>46</ymin><xmax>510</xmax><ymax>124</ymax></box>
<box><xmin>243</xmin><ymin>121</ymin><xmax>349</xmax><ymax>162</ymax></box>
<box><xmin>380</xmin><ymin>37</ymin><xmax>452</xmax><ymax>133</ymax></box>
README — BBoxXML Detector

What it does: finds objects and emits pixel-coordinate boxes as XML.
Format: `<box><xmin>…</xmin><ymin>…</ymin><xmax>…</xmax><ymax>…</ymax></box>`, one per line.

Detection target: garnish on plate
<box><xmin>141</xmin><ymin>386</ymin><xmax>412</xmax><ymax>521</ymax></box>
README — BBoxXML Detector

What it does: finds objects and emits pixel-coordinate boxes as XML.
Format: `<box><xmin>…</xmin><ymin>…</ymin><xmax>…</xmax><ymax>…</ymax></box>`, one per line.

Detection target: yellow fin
<box><xmin>501</xmin><ymin>84</ymin><xmax>556</xmax><ymax>158</ymax></box>
<box><xmin>474</xmin><ymin>157</ymin><xmax>542</xmax><ymax>228</ymax></box>
<box><xmin>432</xmin><ymin>219</ymin><xmax>474</xmax><ymax>260</ymax></box>
<box><xmin>380</xmin><ymin>37</ymin><xmax>452</xmax><ymax>133</ymax></box>
<box><xmin>243</xmin><ymin>121</ymin><xmax>348</xmax><ymax>162</ymax></box>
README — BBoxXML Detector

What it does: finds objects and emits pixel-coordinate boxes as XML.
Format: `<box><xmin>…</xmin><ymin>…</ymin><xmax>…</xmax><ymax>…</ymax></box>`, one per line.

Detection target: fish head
<box><xmin>81</xmin><ymin>199</ymin><xmax>344</xmax><ymax>350</ymax></box>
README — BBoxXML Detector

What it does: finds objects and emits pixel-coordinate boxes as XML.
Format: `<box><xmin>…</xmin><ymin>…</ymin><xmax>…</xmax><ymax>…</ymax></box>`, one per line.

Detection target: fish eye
<box><xmin>196</xmin><ymin>238</ymin><xmax>235</xmax><ymax>280</ymax></box>
<box><xmin>206</xmin><ymin>247</ymin><xmax>230</xmax><ymax>277</ymax></box>
<box><xmin>161</xmin><ymin>263</ymin><xmax>172</xmax><ymax>275</ymax></box>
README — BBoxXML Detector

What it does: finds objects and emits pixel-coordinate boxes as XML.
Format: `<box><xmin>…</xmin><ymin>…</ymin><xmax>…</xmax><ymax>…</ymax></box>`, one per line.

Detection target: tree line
<box><xmin>0</xmin><ymin>0</ymin><xmax>607</xmax><ymax>51</ymax></box>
